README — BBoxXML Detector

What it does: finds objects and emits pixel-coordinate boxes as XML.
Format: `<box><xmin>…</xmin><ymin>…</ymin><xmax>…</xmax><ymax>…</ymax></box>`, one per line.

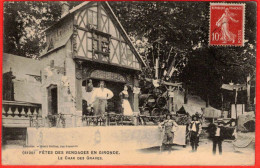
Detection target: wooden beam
<box><xmin>75</xmin><ymin>63</ymin><xmax>83</xmax><ymax>112</ymax></box>
<box><xmin>155</xmin><ymin>58</ymin><xmax>159</xmax><ymax>79</ymax></box>
<box><xmin>163</xmin><ymin>81</ymin><xmax>182</xmax><ymax>87</ymax></box>
<box><xmin>168</xmin><ymin>86</ymin><xmax>173</xmax><ymax>112</ymax></box>
<box><xmin>73</xmin><ymin>56</ymin><xmax>141</xmax><ymax>71</ymax></box>
<box><xmin>97</xmin><ymin>2</ymin><xmax>101</xmax><ymax>31</ymax></box>
<box><xmin>101</xmin><ymin>2</ymin><xmax>147</xmax><ymax>67</ymax></box>
<box><xmin>144</xmin><ymin>78</ymin><xmax>182</xmax><ymax>87</ymax></box>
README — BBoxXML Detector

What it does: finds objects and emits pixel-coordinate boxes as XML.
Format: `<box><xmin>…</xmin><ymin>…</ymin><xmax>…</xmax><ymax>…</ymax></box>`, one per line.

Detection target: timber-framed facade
<box><xmin>39</xmin><ymin>1</ymin><xmax>146</xmax><ymax>127</ymax></box>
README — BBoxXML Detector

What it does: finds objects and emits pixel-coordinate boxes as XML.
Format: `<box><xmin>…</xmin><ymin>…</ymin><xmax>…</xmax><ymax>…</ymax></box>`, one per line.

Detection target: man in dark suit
<box><xmin>189</xmin><ymin>115</ymin><xmax>202</xmax><ymax>152</ymax></box>
<box><xmin>208</xmin><ymin>120</ymin><xmax>226</xmax><ymax>155</ymax></box>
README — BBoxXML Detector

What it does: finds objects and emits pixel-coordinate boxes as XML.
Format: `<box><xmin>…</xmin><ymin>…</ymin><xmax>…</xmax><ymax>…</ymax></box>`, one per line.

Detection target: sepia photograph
<box><xmin>1</xmin><ymin>1</ymin><xmax>257</xmax><ymax>166</ymax></box>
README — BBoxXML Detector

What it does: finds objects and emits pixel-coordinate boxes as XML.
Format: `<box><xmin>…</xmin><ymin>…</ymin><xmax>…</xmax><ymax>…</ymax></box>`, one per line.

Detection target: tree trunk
<box><xmin>184</xmin><ymin>85</ymin><xmax>188</xmax><ymax>104</ymax></box>
<box><xmin>206</xmin><ymin>94</ymin><xmax>209</xmax><ymax>107</ymax></box>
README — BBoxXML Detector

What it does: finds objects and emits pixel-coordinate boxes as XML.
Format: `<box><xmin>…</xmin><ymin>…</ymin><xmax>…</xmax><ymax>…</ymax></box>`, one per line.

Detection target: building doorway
<box><xmin>105</xmin><ymin>81</ymin><xmax>125</xmax><ymax>113</ymax></box>
<box><xmin>47</xmin><ymin>85</ymin><xmax>58</xmax><ymax>115</ymax></box>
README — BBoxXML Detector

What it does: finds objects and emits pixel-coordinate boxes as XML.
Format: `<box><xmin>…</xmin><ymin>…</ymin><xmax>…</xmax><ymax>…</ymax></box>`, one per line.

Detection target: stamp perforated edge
<box><xmin>208</xmin><ymin>2</ymin><xmax>246</xmax><ymax>47</ymax></box>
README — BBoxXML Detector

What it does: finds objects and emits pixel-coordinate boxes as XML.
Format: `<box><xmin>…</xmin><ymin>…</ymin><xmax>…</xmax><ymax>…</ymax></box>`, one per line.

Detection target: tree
<box><xmin>110</xmin><ymin>1</ymin><xmax>256</xmax><ymax>108</ymax></box>
<box><xmin>3</xmin><ymin>1</ymin><xmax>81</xmax><ymax>58</ymax></box>
<box><xmin>4</xmin><ymin>2</ymin><xmax>256</xmax><ymax>108</ymax></box>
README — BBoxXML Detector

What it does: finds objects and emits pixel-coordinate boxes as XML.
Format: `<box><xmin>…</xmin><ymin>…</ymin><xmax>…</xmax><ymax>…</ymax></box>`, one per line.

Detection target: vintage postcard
<box><xmin>1</xmin><ymin>1</ymin><xmax>257</xmax><ymax>166</ymax></box>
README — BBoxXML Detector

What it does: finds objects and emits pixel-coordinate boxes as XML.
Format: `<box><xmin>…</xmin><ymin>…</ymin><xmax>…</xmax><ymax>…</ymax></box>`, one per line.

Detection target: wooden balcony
<box><xmin>2</xmin><ymin>100</ymin><xmax>42</xmax><ymax>128</ymax></box>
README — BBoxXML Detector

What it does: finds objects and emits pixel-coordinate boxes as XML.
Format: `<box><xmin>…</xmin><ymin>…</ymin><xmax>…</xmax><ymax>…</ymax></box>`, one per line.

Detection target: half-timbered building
<box><xmin>40</xmin><ymin>1</ymin><xmax>146</xmax><ymax>127</ymax></box>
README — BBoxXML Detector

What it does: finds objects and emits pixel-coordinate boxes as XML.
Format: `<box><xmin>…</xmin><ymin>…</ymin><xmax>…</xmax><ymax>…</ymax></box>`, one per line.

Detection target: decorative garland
<box><xmin>46</xmin><ymin>114</ymin><xmax>66</xmax><ymax>128</ymax></box>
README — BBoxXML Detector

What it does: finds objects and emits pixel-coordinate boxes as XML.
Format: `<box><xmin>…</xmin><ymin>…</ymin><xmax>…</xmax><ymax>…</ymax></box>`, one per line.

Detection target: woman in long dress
<box><xmin>119</xmin><ymin>85</ymin><xmax>133</xmax><ymax>116</ymax></box>
<box><xmin>216</xmin><ymin>8</ymin><xmax>239</xmax><ymax>43</ymax></box>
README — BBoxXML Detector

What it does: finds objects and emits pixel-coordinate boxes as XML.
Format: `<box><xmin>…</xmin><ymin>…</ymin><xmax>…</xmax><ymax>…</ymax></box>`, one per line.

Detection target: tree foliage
<box><xmin>110</xmin><ymin>1</ymin><xmax>256</xmax><ymax>108</ymax></box>
<box><xmin>3</xmin><ymin>1</ymin><xmax>81</xmax><ymax>58</ymax></box>
<box><xmin>4</xmin><ymin>2</ymin><xmax>256</xmax><ymax>108</ymax></box>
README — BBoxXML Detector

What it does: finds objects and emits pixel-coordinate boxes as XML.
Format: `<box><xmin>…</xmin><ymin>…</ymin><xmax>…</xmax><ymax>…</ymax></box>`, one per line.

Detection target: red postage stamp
<box><xmin>209</xmin><ymin>3</ymin><xmax>245</xmax><ymax>46</ymax></box>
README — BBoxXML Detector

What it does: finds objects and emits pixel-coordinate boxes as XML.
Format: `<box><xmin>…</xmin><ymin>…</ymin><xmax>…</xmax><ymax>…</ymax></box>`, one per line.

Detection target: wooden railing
<box><xmin>1</xmin><ymin>100</ymin><xmax>167</xmax><ymax>127</ymax></box>
<box><xmin>139</xmin><ymin>115</ymin><xmax>164</xmax><ymax>125</ymax></box>
<box><xmin>82</xmin><ymin>115</ymin><xmax>107</xmax><ymax>126</ymax></box>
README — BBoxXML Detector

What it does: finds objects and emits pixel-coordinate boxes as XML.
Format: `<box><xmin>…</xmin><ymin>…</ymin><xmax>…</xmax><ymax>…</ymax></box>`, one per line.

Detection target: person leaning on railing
<box><xmin>89</xmin><ymin>81</ymin><xmax>113</xmax><ymax>117</ymax></box>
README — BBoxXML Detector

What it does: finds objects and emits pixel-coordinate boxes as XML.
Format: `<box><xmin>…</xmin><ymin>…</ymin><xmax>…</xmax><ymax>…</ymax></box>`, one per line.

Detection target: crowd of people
<box><xmin>159</xmin><ymin>113</ymin><xmax>235</xmax><ymax>155</ymax></box>
<box><xmin>83</xmin><ymin>80</ymin><xmax>235</xmax><ymax>155</ymax></box>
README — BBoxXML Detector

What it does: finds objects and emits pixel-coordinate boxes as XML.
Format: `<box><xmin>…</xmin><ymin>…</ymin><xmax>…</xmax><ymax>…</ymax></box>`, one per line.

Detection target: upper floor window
<box><xmin>91</xmin><ymin>29</ymin><xmax>111</xmax><ymax>62</ymax></box>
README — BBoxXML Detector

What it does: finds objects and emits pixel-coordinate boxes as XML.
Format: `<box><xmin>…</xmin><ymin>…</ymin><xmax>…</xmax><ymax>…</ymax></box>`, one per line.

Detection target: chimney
<box><xmin>60</xmin><ymin>1</ymin><xmax>69</xmax><ymax>17</ymax></box>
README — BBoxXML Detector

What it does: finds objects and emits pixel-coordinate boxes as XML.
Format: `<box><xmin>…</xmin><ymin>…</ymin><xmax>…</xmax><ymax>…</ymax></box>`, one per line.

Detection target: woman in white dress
<box><xmin>119</xmin><ymin>85</ymin><xmax>133</xmax><ymax>116</ymax></box>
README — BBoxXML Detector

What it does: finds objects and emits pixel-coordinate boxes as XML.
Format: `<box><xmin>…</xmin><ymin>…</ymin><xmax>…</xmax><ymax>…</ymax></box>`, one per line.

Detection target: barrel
<box><xmin>162</xmin><ymin>108</ymin><xmax>170</xmax><ymax>115</ymax></box>
<box><xmin>140</xmin><ymin>107</ymin><xmax>150</xmax><ymax>116</ymax></box>
<box><xmin>139</xmin><ymin>94</ymin><xmax>156</xmax><ymax>108</ymax></box>
<box><xmin>153</xmin><ymin>87</ymin><xmax>163</xmax><ymax>97</ymax></box>
<box><xmin>150</xmin><ymin>108</ymin><xmax>169</xmax><ymax>116</ymax></box>
<box><xmin>151</xmin><ymin>108</ymin><xmax>160</xmax><ymax>116</ymax></box>
<box><xmin>156</xmin><ymin>96</ymin><xmax>167</xmax><ymax>108</ymax></box>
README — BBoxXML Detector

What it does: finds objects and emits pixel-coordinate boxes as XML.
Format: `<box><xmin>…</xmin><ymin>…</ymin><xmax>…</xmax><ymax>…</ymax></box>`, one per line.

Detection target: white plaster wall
<box><xmin>2</xmin><ymin>53</ymin><xmax>41</xmax><ymax>78</ymax></box>
<box><xmin>40</xmin><ymin>40</ymin><xmax>77</xmax><ymax>127</ymax></box>
<box><xmin>2</xmin><ymin>53</ymin><xmax>43</xmax><ymax>103</ymax></box>
<box><xmin>13</xmin><ymin>80</ymin><xmax>42</xmax><ymax>104</ymax></box>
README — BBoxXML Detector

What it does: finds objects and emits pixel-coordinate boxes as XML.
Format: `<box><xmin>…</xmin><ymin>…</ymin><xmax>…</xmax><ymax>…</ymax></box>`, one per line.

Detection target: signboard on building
<box><xmin>90</xmin><ymin>70</ymin><xmax>126</xmax><ymax>82</ymax></box>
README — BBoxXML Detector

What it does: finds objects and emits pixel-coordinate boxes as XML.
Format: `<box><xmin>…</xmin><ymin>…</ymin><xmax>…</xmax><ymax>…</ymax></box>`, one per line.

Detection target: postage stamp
<box><xmin>209</xmin><ymin>3</ymin><xmax>245</xmax><ymax>46</ymax></box>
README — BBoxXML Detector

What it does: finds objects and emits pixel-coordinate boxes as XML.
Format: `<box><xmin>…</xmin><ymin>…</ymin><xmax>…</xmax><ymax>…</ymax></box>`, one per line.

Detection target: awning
<box><xmin>221</xmin><ymin>84</ymin><xmax>246</xmax><ymax>91</ymax></box>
